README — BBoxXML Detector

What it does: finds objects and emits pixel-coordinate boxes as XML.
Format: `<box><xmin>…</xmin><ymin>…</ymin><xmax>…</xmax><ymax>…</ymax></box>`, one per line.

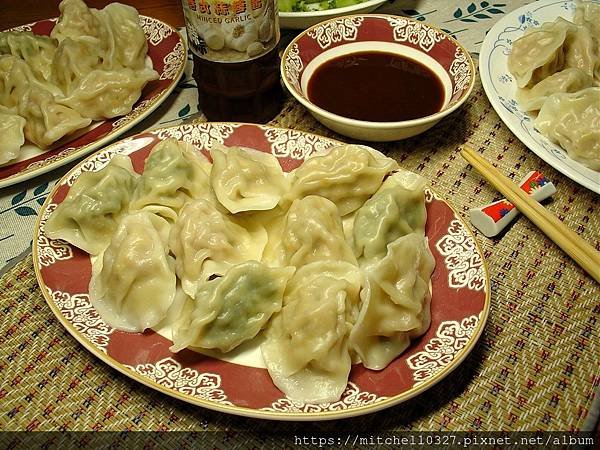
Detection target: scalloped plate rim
<box><xmin>32</xmin><ymin>122</ymin><xmax>491</xmax><ymax>421</ymax></box>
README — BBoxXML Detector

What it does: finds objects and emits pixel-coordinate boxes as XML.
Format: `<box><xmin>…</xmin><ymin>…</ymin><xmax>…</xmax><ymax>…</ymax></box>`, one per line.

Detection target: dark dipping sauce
<box><xmin>307</xmin><ymin>51</ymin><xmax>445</xmax><ymax>122</ymax></box>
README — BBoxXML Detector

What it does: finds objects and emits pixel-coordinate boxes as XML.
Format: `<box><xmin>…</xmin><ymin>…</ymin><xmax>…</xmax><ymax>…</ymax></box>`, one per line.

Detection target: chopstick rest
<box><xmin>469</xmin><ymin>171</ymin><xmax>556</xmax><ymax>237</ymax></box>
<box><xmin>461</xmin><ymin>145</ymin><xmax>600</xmax><ymax>283</ymax></box>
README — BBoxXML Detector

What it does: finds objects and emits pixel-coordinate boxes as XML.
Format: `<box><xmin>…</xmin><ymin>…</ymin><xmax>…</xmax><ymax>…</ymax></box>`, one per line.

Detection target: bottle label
<box><xmin>182</xmin><ymin>0</ymin><xmax>280</xmax><ymax>63</ymax></box>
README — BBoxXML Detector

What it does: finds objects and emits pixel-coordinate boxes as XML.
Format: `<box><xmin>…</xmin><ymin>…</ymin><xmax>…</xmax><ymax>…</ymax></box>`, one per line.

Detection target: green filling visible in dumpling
<box><xmin>353</xmin><ymin>186</ymin><xmax>426</xmax><ymax>263</ymax></box>
<box><xmin>130</xmin><ymin>138</ymin><xmax>212</xmax><ymax>220</ymax></box>
<box><xmin>170</xmin><ymin>261</ymin><xmax>294</xmax><ymax>353</ymax></box>
<box><xmin>45</xmin><ymin>155</ymin><xmax>137</xmax><ymax>254</ymax></box>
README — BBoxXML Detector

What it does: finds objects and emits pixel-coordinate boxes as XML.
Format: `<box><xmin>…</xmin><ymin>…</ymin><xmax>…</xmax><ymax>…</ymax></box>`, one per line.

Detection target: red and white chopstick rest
<box><xmin>469</xmin><ymin>171</ymin><xmax>556</xmax><ymax>237</ymax></box>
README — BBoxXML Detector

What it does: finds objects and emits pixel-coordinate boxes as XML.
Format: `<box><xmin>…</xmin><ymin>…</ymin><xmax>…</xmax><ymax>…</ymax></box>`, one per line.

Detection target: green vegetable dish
<box><xmin>278</xmin><ymin>0</ymin><xmax>368</xmax><ymax>13</ymax></box>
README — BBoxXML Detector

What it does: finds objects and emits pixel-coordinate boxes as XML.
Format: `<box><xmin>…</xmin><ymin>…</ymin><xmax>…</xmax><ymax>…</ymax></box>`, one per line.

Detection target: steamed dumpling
<box><xmin>50</xmin><ymin>0</ymin><xmax>102</xmax><ymax>43</ymax></box>
<box><xmin>516</xmin><ymin>68</ymin><xmax>594</xmax><ymax>111</ymax></box>
<box><xmin>266</xmin><ymin>195</ymin><xmax>357</xmax><ymax>267</ymax></box>
<box><xmin>94</xmin><ymin>2</ymin><xmax>150</xmax><ymax>71</ymax></box>
<box><xmin>0</xmin><ymin>56</ymin><xmax>26</xmax><ymax>111</ymax></box>
<box><xmin>0</xmin><ymin>107</ymin><xmax>26</xmax><ymax>164</ymax></box>
<box><xmin>89</xmin><ymin>211</ymin><xmax>176</xmax><ymax>332</ymax></box>
<box><xmin>534</xmin><ymin>87</ymin><xmax>600</xmax><ymax>170</ymax></box>
<box><xmin>0</xmin><ymin>55</ymin><xmax>61</xmax><ymax>110</ymax></box>
<box><xmin>170</xmin><ymin>261</ymin><xmax>294</xmax><ymax>353</ymax></box>
<box><xmin>168</xmin><ymin>198</ymin><xmax>268</xmax><ymax>297</ymax></box>
<box><xmin>1</xmin><ymin>56</ymin><xmax>85</xmax><ymax>145</ymax></box>
<box><xmin>285</xmin><ymin>145</ymin><xmax>398</xmax><ymax>216</ymax></box>
<box><xmin>349</xmin><ymin>232</ymin><xmax>435</xmax><ymax>370</ymax></box>
<box><xmin>508</xmin><ymin>18</ymin><xmax>572</xmax><ymax>88</ymax></box>
<box><xmin>45</xmin><ymin>155</ymin><xmax>138</xmax><ymax>254</ymax></box>
<box><xmin>261</xmin><ymin>261</ymin><xmax>362</xmax><ymax>403</ymax></box>
<box><xmin>0</xmin><ymin>31</ymin><xmax>57</xmax><ymax>82</ymax></box>
<box><xmin>210</xmin><ymin>144</ymin><xmax>290</xmax><ymax>214</ymax></box>
<box><xmin>17</xmin><ymin>86</ymin><xmax>91</xmax><ymax>148</ymax></box>
<box><xmin>0</xmin><ymin>0</ymin><xmax>157</xmax><ymax>155</ymax></box>
<box><xmin>130</xmin><ymin>138</ymin><xmax>213</xmax><ymax>221</ymax></box>
<box><xmin>51</xmin><ymin>36</ymin><xmax>109</xmax><ymax>96</ymax></box>
<box><xmin>574</xmin><ymin>0</ymin><xmax>600</xmax><ymax>44</ymax></box>
<box><xmin>57</xmin><ymin>67</ymin><xmax>158</xmax><ymax>120</ymax></box>
<box><xmin>563</xmin><ymin>24</ymin><xmax>598</xmax><ymax>80</ymax></box>
<box><xmin>51</xmin><ymin>0</ymin><xmax>149</xmax><ymax>71</ymax></box>
<box><xmin>50</xmin><ymin>0</ymin><xmax>157</xmax><ymax>112</ymax></box>
<box><xmin>352</xmin><ymin>170</ymin><xmax>427</xmax><ymax>263</ymax></box>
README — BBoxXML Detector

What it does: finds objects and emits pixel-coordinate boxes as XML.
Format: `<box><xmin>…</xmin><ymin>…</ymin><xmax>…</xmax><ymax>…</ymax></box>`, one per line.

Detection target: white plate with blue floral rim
<box><xmin>479</xmin><ymin>0</ymin><xmax>600</xmax><ymax>194</ymax></box>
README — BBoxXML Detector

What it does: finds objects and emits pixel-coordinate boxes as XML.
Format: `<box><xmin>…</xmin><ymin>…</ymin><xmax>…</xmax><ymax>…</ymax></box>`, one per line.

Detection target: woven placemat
<box><xmin>1</xmin><ymin>74</ymin><xmax>598</xmax><ymax>433</ymax></box>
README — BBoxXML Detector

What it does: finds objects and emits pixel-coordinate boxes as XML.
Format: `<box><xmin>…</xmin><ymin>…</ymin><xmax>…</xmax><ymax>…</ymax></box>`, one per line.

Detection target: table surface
<box><xmin>1</xmin><ymin>0</ymin><xmax>599</xmax><ymax>437</ymax></box>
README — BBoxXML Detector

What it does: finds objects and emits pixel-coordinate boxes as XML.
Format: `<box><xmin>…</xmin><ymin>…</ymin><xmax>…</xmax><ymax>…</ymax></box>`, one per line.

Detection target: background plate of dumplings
<box><xmin>33</xmin><ymin>123</ymin><xmax>490</xmax><ymax>420</ymax></box>
<box><xmin>479</xmin><ymin>0</ymin><xmax>600</xmax><ymax>193</ymax></box>
<box><xmin>0</xmin><ymin>16</ymin><xmax>186</xmax><ymax>189</ymax></box>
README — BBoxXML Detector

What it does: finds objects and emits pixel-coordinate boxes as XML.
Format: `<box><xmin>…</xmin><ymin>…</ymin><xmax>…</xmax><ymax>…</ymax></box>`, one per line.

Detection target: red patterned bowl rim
<box><xmin>0</xmin><ymin>15</ymin><xmax>186</xmax><ymax>189</ymax></box>
<box><xmin>281</xmin><ymin>14</ymin><xmax>476</xmax><ymax>128</ymax></box>
<box><xmin>32</xmin><ymin>123</ymin><xmax>491</xmax><ymax>421</ymax></box>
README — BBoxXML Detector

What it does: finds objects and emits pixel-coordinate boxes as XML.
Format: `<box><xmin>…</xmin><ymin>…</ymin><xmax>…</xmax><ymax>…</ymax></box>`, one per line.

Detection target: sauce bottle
<box><xmin>181</xmin><ymin>0</ymin><xmax>283</xmax><ymax>123</ymax></box>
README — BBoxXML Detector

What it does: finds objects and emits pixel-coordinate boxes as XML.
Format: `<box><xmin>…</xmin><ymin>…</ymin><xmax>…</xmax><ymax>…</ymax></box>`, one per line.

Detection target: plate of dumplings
<box><xmin>479</xmin><ymin>0</ymin><xmax>600</xmax><ymax>193</ymax></box>
<box><xmin>0</xmin><ymin>0</ymin><xmax>186</xmax><ymax>188</ymax></box>
<box><xmin>33</xmin><ymin>123</ymin><xmax>490</xmax><ymax>420</ymax></box>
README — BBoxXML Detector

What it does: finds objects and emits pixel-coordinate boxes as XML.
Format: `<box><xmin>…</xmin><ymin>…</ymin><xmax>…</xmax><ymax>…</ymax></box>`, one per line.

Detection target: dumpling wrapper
<box><xmin>89</xmin><ymin>211</ymin><xmax>176</xmax><ymax>332</ymax></box>
<box><xmin>0</xmin><ymin>31</ymin><xmax>57</xmax><ymax>82</ymax></box>
<box><xmin>170</xmin><ymin>261</ymin><xmax>294</xmax><ymax>353</ymax></box>
<box><xmin>50</xmin><ymin>0</ymin><xmax>102</xmax><ymax>43</ymax></box>
<box><xmin>130</xmin><ymin>138</ymin><xmax>214</xmax><ymax>221</ymax></box>
<box><xmin>265</xmin><ymin>195</ymin><xmax>357</xmax><ymax>267</ymax></box>
<box><xmin>534</xmin><ymin>87</ymin><xmax>600</xmax><ymax>171</ymax></box>
<box><xmin>45</xmin><ymin>155</ymin><xmax>138</xmax><ymax>254</ymax></box>
<box><xmin>284</xmin><ymin>144</ymin><xmax>398</xmax><ymax>216</ymax></box>
<box><xmin>210</xmin><ymin>144</ymin><xmax>290</xmax><ymax>214</ymax></box>
<box><xmin>349</xmin><ymin>232</ymin><xmax>435</xmax><ymax>370</ymax></box>
<box><xmin>507</xmin><ymin>18</ymin><xmax>572</xmax><ymax>88</ymax></box>
<box><xmin>0</xmin><ymin>55</ymin><xmax>62</xmax><ymax>111</ymax></box>
<box><xmin>353</xmin><ymin>170</ymin><xmax>427</xmax><ymax>263</ymax></box>
<box><xmin>18</xmin><ymin>86</ymin><xmax>91</xmax><ymax>148</ymax></box>
<box><xmin>516</xmin><ymin>68</ymin><xmax>593</xmax><ymax>112</ymax></box>
<box><xmin>0</xmin><ymin>108</ymin><xmax>26</xmax><ymax>165</ymax></box>
<box><xmin>261</xmin><ymin>261</ymin><xmax>362</xmax><ymax>404</ymax></box>
<box><xmin>573</xmin><ymin>0</ymin><xmax>600</xmax><ymax>46</ymax></box>
<box><xmin>563</xmin><ymin>24</ymin><xmax>598</xmax><ymax>80</ymax></box>
<box><xmin>51</xmin><ymin>0</ymin><xmax>149</xmax><ymax>71</ymax></box>
<box><xmin>168</xmin><ymin>198</ymin><xmax>268</xmax><ymax>297</ymax></box>
<box><xmin>51</xmin><ymin>36</ymin><xmax>111</xmax><ymax>96</ymax></box>
<box><xmin>57</xmin><ymin>66</ymin><xmax>158</xmax><ymax>120</ymax></box>
<box><xmin>94</xmin><ymin>2</ymin><xmax>150</xmax><ymax>71</ymax></box>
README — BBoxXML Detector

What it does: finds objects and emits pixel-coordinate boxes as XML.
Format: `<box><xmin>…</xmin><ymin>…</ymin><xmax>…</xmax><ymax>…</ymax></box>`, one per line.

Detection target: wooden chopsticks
<box><xmin>460</xmin><ymin>144</ymin><xmax>600</xmax><ymax>283</ymax></box>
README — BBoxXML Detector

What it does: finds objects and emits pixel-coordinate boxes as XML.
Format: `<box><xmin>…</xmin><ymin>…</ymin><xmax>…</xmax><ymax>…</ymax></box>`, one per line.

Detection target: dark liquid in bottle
<box><xmin>192</xmin><ymin>45</ymin><xmax>283</xmax><ymax>123</ymax></box>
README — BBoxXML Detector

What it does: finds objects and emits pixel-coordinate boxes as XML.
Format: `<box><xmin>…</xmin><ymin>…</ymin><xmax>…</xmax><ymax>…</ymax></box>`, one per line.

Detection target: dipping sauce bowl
<box><xmin>281</xmin><ymin>14</ymin><xmax>476</xmax><ymax>141</ymax></box>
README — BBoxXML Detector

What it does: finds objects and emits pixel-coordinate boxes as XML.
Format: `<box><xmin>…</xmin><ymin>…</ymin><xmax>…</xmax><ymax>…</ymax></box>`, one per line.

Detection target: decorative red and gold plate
<box><xmin>33</xmin><ymin>123</ymin><xmax>490</xmax><ymax>420</ymax></box>
<box><xmin>0</xmin><ymin>16</ymin><xmax>186</xmax><ymax>189</ymax></box>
